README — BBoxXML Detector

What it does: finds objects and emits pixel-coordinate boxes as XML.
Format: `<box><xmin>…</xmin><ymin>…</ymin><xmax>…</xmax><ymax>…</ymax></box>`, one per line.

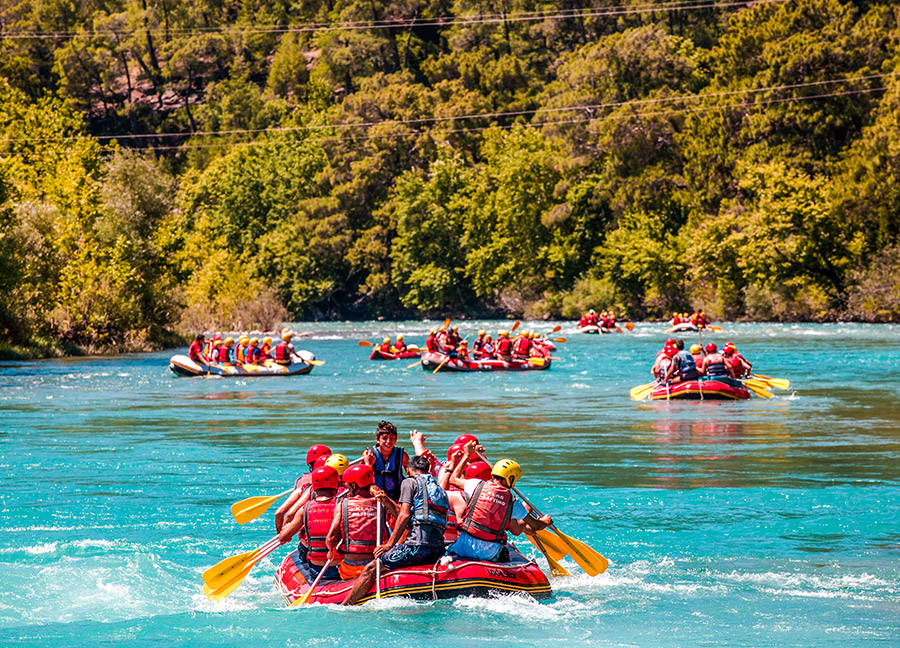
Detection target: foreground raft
<box><xmin>420</xmin><ymin>351</ymin><xmax>550</xmax><ymax>371</ymax></box>
<box><xmin>649</xmin><ymin>379</ymin><xmax>751</xmax><ymax>400</ymax></box>
<box><xmin>169</xmin><ymin>353</ymin><xmax>316</xmax><ymax>377</ymax></box>
<box><xmin>275</xmin><ymin>547</ymin><xmax>551</xmax><ymax>606</ymax></box>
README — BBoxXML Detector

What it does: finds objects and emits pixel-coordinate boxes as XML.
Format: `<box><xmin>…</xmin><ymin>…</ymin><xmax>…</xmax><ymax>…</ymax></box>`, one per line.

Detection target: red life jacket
<box><xmin>259</xmin><ymin>344</ymin><xmax>271</xmax><ymax>361</ymax></box>
<box><xmin>189</xmin><ymin>340</ymin><xmax>204</xmax><ymax>363</ymax></box>
<box><xmin>303</xmin><ymin>497</ymin><xmax>337</xmax><ymax>563</ymax></box>
<box><xmin>496</xmin><ymin>338</ymin><xmax>513</xmax><ymax>356</ymax></box>
<box><xmin>294</xmin><ymin>472</ymin><xmax>312</xmax><ymax>491</ymax></box>
<box><xmin>394</xmin><ymin>341</ymin><xmax>406</xmax><ymax>352</ymax></box>
<box><xmin>216</xmin><ymin>345</ymin><xmax>231</xmax><ymax>363</ymax></box>
<box><xmin>275</xmin><ymin>341</ymin><xmax>292</xmax><ymax>363</ymax></box>
<box><xmin>247</xmin><ymin>346</ymin><xmax>261</xmax><ymax>364</ymax></box>
<box><xmin>459</xmin><ymin>480</ymin><xmax>514</xmax><ymax>544</ymax></box>
<box><xmin>379</xmin><ymin>342</ymin><xmax>392</xmax><ymax>354</ymax></box>
<box><xmin>425</xmin><ymin>334</ymin><xmax>437</xmax><ymax>352</ymax></box>
<box><xmin>340</xmin><ymin>496</ymin><xmax>379</xmax><ymax>555</ymax></box>
<box><xmin>514</xmin><ymin>337</ymin><xmax>531</xmax><ymax>356</ymax></box>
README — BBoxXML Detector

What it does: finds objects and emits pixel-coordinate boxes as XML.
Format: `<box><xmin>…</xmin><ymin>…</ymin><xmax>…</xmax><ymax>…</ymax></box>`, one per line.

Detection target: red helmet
<box><xmin>722</xmin><ymin>342</ymin><xmax>735</xmax><ymax>354</ymax></box>
<box><xmin>313</xmin><ymin>455</ymin><xmax>328</xmax><ymax>470</ymax></box>
<box><xmin>464</xmin><ymin>461</ymin><xmax>492</xmax><ymax>481</ymax></box>
<box><xmin>455</xmin><ymin>434</ymin><xmax>479</xmax><ymax>447</ymax></box>
<box><xmin>342</xmin><ymin>465</ymin><xmax>375</xmax><ymax>489</ymax></box>
<box><xmin>306</xmin><ymin>444</ymin><xmax>331</xmax><ymax>466</ymax></box>
<box><xmin>311</xmin><ymin>466</ymin><xmax>339</xmax><ymax>491</ymax></box>
<box><xmin>705</xmin><ymin>343</ymin><xmax>718</xmax><ymax>354</ymax></box>
<box><xmin>665</xmin><ymin>338</ymin><xmax>676</xmax><ymax>346</ymax></box>
<box><xmin>664</xmin><ymin>345</ymin><xmax>677</xmax><ymax>357</ymax></box>
<box><xmin>446</xmin><ymin>443</ymin><xmax>465</xmax><ymax>461</ymax></box>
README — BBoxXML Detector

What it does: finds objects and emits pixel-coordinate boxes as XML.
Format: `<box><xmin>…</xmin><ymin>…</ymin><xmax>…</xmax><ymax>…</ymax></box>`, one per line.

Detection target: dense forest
<box><xmin>1</xmin><ymin>0</ymin><xmax>899</xmax><ymax>351</ymax></box>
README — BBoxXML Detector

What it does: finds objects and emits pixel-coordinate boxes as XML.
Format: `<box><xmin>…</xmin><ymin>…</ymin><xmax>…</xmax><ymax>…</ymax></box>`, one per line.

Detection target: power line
<box><xmin>2</xmin><ymin>0</ymin><xmax>785</xmax><ymax>40</ymax></box>
<box><xmin>2</xmin><ymin>71</ymin><xmax>893</xmax><ymax>144</ymax></box>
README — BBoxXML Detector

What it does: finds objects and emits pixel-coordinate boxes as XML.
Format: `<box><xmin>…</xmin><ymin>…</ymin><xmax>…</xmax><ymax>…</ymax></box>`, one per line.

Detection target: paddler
<box><xmin>651</xmin><ymin>338</ymin><xmax>677</xmax><ymax>377</ymax></box>
<box><xmin>701</xmin><ymin>343</ymin><xmax>736</xmax><ymax>380</ymax></box>
<box><xmin>447</xmin><ymin>325</ymin><xmax>462</xmax><ymax>348</ymax></box>
<box><xmin>665</xmin><ymin>339</ymin><xmax>700</xmax><ymax>384</ymax></box>
<box><xmin>723</xmin><ymin>342</ymin><xmax>752</xmax><ymax>378</ymax></box>
<box><xmin>188</xmin><ymin>333</ymin><xmax>206</xmax><ymax>364</ymax></box>
<box><xmin>279</xmin><ymin>465</ymin><xmax>341</xmax><ymax>583</ymax></box>
<box><xmin>234</xmin><ymin>336</ymin><xmax>250</xmax><ymax>363</ymax></box>
<box><xmin>472</xmin><ymin>330</ymin><xmax>486</xmax><ymax>356</ymax></box>
<box><xmin>258</xmin><ymin>336</ymin><xmax>272</xmax><ymax>362</ymax></box>
<box><xmin>456</xmin><ymin>340</ymin><xmax>470</xmax><ymax>360</ymax></box>
<box><xmin>425</xmin><ymin>329</ymin><xmax>438</xmax><ymax>352</ymax></box>
<box><xmin>274</xmin><ymin>331</ymin><xmax>295</xmax><ymax>365</ymax></box>
<box><xmin>275</xmin><ymin>444</ymin><xmax>331</xmax><ymax>534</ymax></box>
<box><xmin>378</xmin><ymin>337</ymin><xmax>392</xmax><ymax>356</ymax></box>
<box><xmin>203</xmin><ymin>333</ymin><xmax>220</xmax><ymax>360</ymax></box>
<box><xmin>341</xmin><ymin>455</ymin><xmax>449</xmax><ymax>605</ymax></box>
<box><xmin>361</xmin><ymin>420</ymin><xmax>409</xmax><ymax>501</ymax></box>
<box><xmin>446</xmin><ymin>443</ymin><xmax>552</xmax><ymax>563</ymax></box>
<box><xmin>393</xmin><ymin>335</ymin><xmax>407</xmax><ymax>353</ymax></box>
<box><xmin>513</xmin><ymin>330</ymin><xmax>532</xmax><ymax>359</ymax></box>
<box><xmin>439</xmin><ymin>448</ymin><xmax>492</xmax><ymax>545</ymax></box>
<box><xmin>246</xmin><ymin>337</ymin><xmax>261</xmax><ymax>364</ymax></box>
<box><xmin>481</xmin><ymin>334</ymin><xmax>494</xmax><ymax>358</ymax></box>
<box><xmin>215</xmin><ymin>337</ymin><xmax>235</xmax><ymax>364</ymax></box>
<box><xmin>326</xmin><ymin>465</ymin><xmax>384</xmax><ymax>580</ymax></box>
<box><xmin>690</xmin><ymin>343</ymin><xmax>704</xmax><ymax>367</ymax></box>
<box><xmin>495</xmin><ymin>330</ymin><xmax>513</xmax><ymax>361</ymax></box>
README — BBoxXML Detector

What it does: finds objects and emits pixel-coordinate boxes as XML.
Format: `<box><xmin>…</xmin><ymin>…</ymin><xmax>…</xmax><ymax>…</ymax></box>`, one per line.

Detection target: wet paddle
<box><xmin>407</xmin><ymin>359</ymin><xmax>422</xmax><ymax>368</ymax></box>
<box><xmin>550</xmin><ymin>325</ymin><xmax>562</xmax><ymax>334</ymax></box>
<box><xmin>432</xmin><ymin>354</ymin><xmax>451</xmax><ymax>374</ymax></box>
<box><xmin>296</xmin><ymin>557</ymin><xmax>334</xmax><ymax>605</ymax></box>
<box><xmin>630</xmin><ymin>382</ymin><xmax>656</xmax><ymax>400</ymax></box>
<box><xmin>511</xmin><ymin>320</ymin><xmax>520</xmax><ymax>332</ymax></box>
<box><xmin>358</xmin><ymin>340</ymin><xmax>374</xmax><ymax>347</ymax></box>
<box><xmin>526</xmin><ymin>357</ymin><xmax>547</xmax><ymax>367</ymax></box>
<box><xmin>742</xmin><ymin>378</ymin><xmax>773</xmax><ymax>398</ymax></box>
<box><xmin>625</xmin><ymin>322</ymin><xmax>635</xmax><ymax>331</ymax></box>
<box><xmin>376</xmin><ymin>501</ymin><xmax>383</xmax><ymax>599</ymax></box>
<box><xmin>753</xmin><ymin>373</ymin><xmax>790</xmax><ymax>390</ymax></box>
<box><xmin>552</xmin><ymin>337</ymin><xmax>566</xmax><ymax>343</ymax></box>
<box><xmin>231</xmin><ymin>488</ymin><xmax>293</xmax><ymax>525</ymax></box>
<box><xmin>203</xmin><ymin>536</ymin><xmax>282</xmax><ymax>593</ymax></box>
<box><xmin>527</xmin><ymin>533</ymin><xmax>569</xmax><ymax>577</ymax></box>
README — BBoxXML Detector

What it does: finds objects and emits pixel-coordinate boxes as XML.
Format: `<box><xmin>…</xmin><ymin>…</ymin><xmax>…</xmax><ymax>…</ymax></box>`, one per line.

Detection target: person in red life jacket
<box><xmin>447</xmin><ymin>325</ymin><xmax>462</xmax><ymax>347</ymax></box>
<box><xmin>665</xmin><ymin>338</ymin><xmax>699</xmax><ymax>384</ymax></box>
<box><xmin>671</xmin><ymin>312</ymin><xmax>681</xmax><ymax>327</ymax></box>
<box><xmin>215</xmin><ymin>337</ymin><xmax>235</xmax><ymax>364</ymax></box>
<box><xmin>446</xmin><ymin>445</ymin><xmax>552</xmax><ymax>563</ymax></box>
<box><xmin>701</xmin><ymin>343</ymin><xmax>736</xmax><ymax>380</ymax></box>
<box><xmin>275</xmin><ymin>444</ymin><xmax>332</xmax><ymax>534</ymax></box>
<box><xmin>587</xmin><ymin>309</ymin><xmax>599</xmax><ymax>326</ymax></box>
<box><xmin>246</xmin><ymin>337</ymin><xmax>261</xmax><ymax>364</ymax></box>
<box><xmin>361</xmin><ymin>420</ymin><xmax>409</xmax><ymax>501</ymax></box>
<box><xmin>279</xmin><ymin>466</ymin><xmax>341</xmax><ymax>583</ymax></box>
<box><xmin>690</xmin><ymin>343</ymin><xmax>705</xmax><ymax>368</ymax></box>
<box><xmin>651</xmin><ymin>338</ymin><xmax>677</xmax><ymax>378</ymax></box>
<box><xmin>425</xmin><ymin>329</ymin><xmax>438</xmax><ymax>352</ymax></box>
<box><xmin>723</xmin><ymin>342</ymin><xmax>752</xmax><ymax>377</ymax></box>
<box><xmin>438</xmin><ymin>448</ymin><xmax>493</xmax><ymax>545</ymax></box>
<box><xmin>471</xmin><ymin>330</ymin><xmax>486</xmax><ymax>357</ymax></box>
<box><xmin>456</xmin><ymin>340</ymin><xmax>470</xmax><ymax>360</ymax></box>
<box><xmin>278</xmin><ymin>454</ymin><xmax>339</xmax><ymax>535</ymax></box>
<box><xmin>393</xmin><ymin>335</ymin><xmax>407</xmax><ymax>354</ymax></box>
<box><xmin>203</xmin><ymin>333</ymin><xmax>219</xmax><ymax>361</ymax></box>
<box><xmin>495</xmin><ymin>330</ymin><xmax>513</xmax><ymax>361</ymax></box>
<box><xmin>258</xmin><ymin>336</ymin><xmax>272</xmax><ymax>362</ymax></box>
<box><xmin>341</xmin><ymin>455</ymin><xmax>449</xmax><ymax>605</ymax></box>
<box><xmin>578</xmin><ymin>314</ymin><xmax>588</xmax><ymax>328</ymax></box>
<box><xmin>696</xmin><ymin>310</ymin><xmax>710</xmax><ymax>328</ymax></box>
<box><xmin>274</xmin><ymin>331</ymin><xmax>296</xmax><ymax>365</ymax></box>
<box><xmin>188</xmin><ymin>333</ymin><xmax>206</xmax><ymax>364</ymax></box>
<box><xmin>481</xmin><ymin>334</ymin><xmax>495</xmax><ymax>358</ymax></box>
<box><xmin>513</xmin><ymin>331</ymin><xmax>532</xmax><ymax>359</ymax></box>
<box><xmin>377</xmin><ymin>337</ymin><xmax>392</xmax><ymax>357</ymax></box>
<box><xmin>326</xmin><ymin>464</ymin><xmax>385</xmax><ymax>580</ymax></box>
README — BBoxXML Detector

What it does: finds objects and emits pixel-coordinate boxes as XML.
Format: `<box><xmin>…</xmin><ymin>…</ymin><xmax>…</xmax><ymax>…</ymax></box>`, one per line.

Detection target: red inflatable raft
<box><xmin>649</xmin><ymin>379</ymin><xmax>751</xmax><ymax>400</ymax></box>
<box><xmin>369</xmin><ymin>346</ymin><xmax>422</xmax><ymax>361</ymax></box>
<box><xmin>420</xmin><ymin>351</ymin><xmax>550</xmax><ymax>372</ymax></box>
<box><xmin>275</xmin><ymin>548</ymin><xmax>551</xmax><ymax>606</ymax></box>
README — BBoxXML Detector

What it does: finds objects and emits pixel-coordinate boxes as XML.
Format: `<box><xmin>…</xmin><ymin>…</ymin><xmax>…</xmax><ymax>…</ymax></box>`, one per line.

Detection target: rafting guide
<box><xmin>202</xmin><ymin>421</ymin><xmax>608</xmax><ymax>605</ymax></box>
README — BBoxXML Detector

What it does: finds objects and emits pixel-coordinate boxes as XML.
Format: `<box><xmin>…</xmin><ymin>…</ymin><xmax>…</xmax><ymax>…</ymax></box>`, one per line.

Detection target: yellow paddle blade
<box><xmin>358</xmin><ymin>340</ymin><xmax>373</xmax><ymax>347</ymax></box>
<box><xmin>711</xmin><ymin>326</ymin><xmax>722</xmax><ymax>332</ymax></box>
<box><xmin>527</xmin><ymin>357</ymin><xmax>546</xmax><ymax>367</ymax></box>
<box><xmin>440</xmin><ymin>317</ymin><xmax>451</xmax><ymax>330</ymax></box>
<box><xmin>630</xmin><ymin>383</ymin><xmax>655</xmax><ymax>400</ymax></box>
<box><xmin>532</xmin><ymin>528</ymin><xmax>567</xmax><ymax>560</ymax></box>
<box><xmin>553</xmin><ymin>337</ymin><xmax>566</xmax><ymax>343</ymax></box>
<box><xmin>754</xmin><ymin>374</ymin><xmax>790</xmax><ymax>390</ymax></box>
<box><xmin>231</xmin><ymin>494</ymin><xmax>282</xmax><ymax>525</ymax></box>
<box><xmin>407</xmin><ymin>359</ymin><xmax>422</xmax><ymax>368</ymax></box>
<box><xmin>307</xmin><ymin>359</ymin><xmax>325</xmax><ymax>366</ymax></box>
<box><xmin>526</xmin><ymin>534</ymin><xmax>569</xmax><ymax>577</ymax></box>
<box><xmin>202</xmin><ymin>549</ymin><xmax>258</xmax><ymax>589</ymax></box>
<box><xmin>552</xmin><ymin>528</ymin><xmax>608</xmax><ymax>576</ymax></box>
<box><xmin>742</xmin><ymin>379</ymin><xmax>773</xmax><ymax>399</ymax></box>
<box><xmin>204</xmin><ymin>561</ymin><xmax>256</xmax><ymax>601</ymax></box>
<box><xmin>625</xmin><ymin>322</ymin><xmax>635</xmax><ymax>331</ymax></box>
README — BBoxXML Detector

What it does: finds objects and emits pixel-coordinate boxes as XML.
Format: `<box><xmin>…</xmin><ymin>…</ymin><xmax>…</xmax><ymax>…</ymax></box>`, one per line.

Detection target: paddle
<box><xmin>742</xmin><ymin>378</ymin><xmax>773</xmax><ymax>399</ymax></box>
<box><xmin>296</xmin><ymin>557</ymin><xmax>334</xmax><ymax>606</ymax></box>
<box><xmin>511</xmin><ymin>320</ymin><xmax>520</xmax><ymax>332</ymax></box>
<box><xmin>376</xmin><ymin>500</ymin><xmax>383</xmax><ymax>599</ymax></box>
<box><xmin>550</xmin><ymin>325</ymin><xmax>562</xmax><ymax>334</ymax></box>
<box><xmin>432</xmin><ymin>353</ymin><xmax>452</xmax><ymax>374</ymax></box>
<box><xmin>526</xmin><ymin>357</ymin><xmax>547</xmax><ymax>367</ymax></box>
<box><xmin>440</xmin><ymin>317</ymin><xmax>451</xmax><ymax>330</ymax></box>
<box><xmin>625</xmin><ymin>322</ymin><xmax>635</xmax><ymax>331</ymax></box>
<box><xmin>231</xmin><ymin>488</ymin><xmax>293</xmax><ymax>525</ymax></box>
<box><xmin>407</xmin><ymin>359</ymin><xmax>422</xmax><ymax>368</ymax></box>
<box><xmin>475</xmin><ymin>451</ymin><xmax>608</xmax><ymax>576</ymax></box>
<box><xmin>753</xmin><ymin>373</ymin><xmax>790</xmax><ymax>390</ymax></box>
<box><xmin>630</xmin><ymin>382</ymin><xmax>656</xmax><ymax>401</ymax></box>
<box><xmin>711</xmin><ymin>326</ymin><xmax>722</xmax><ymax>332</ymax></box>
<box><xmin>531</xmin><ymin>527</ymin><xmax>568</xmax><ymax>560</ymax></box>
<box><xmin>527</xmin><ymin>532</ymin><xmax>569</xmax><ymax>577</ymax></box>
<box><xmin>552</xmin><ymin>337</ymin><xmax>566</xmax><ymax>343</ymax></box>
<box><xmin>358</xmin><ymin>340</ymin><xmax>373</xmax><ymax>347</ymax></box>
<box><xmin>203</xmin><ymin>536</ymin><xmax>282</xmax><ymax>593</ymax></box>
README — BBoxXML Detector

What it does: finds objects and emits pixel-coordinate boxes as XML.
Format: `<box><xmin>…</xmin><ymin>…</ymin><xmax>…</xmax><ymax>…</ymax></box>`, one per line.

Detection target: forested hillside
<box><xmin>1</xmin><ymin>0</ymin><xmax>899</xmax><ymax>350</ymax></box>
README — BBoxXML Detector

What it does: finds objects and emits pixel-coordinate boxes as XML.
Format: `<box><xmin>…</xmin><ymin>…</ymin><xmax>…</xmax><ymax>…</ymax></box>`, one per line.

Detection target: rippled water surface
<box><xmin>1</xmin><ymin>322</ymin><xmax>899</xmax><ymax>646</ymax></box>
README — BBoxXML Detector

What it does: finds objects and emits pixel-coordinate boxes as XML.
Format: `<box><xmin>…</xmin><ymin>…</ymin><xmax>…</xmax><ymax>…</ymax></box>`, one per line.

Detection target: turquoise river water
<box><xmin>1</xmin><ymin>321</ymin><xmax>899</xmax><ymax>647</ymax></box>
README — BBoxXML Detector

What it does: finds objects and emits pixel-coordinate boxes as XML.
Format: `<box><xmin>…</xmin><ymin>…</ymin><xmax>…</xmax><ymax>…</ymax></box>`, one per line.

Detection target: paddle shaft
<box><xmin>376</xmin><ymin>501</ymin><xmax>382</xmax><ymax>599</ymax></box>
<box><xmin>298</xmin><ymin>557</ymin><xmax>334</xmax><ymax>605</ymax></box>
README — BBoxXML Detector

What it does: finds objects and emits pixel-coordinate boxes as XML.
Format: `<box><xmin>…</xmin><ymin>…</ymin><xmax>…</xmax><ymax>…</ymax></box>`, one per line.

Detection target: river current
<box><xmin>1</xmin><ymin>322</ymin><xmax>898</xmax><ymax>646</ymax></box>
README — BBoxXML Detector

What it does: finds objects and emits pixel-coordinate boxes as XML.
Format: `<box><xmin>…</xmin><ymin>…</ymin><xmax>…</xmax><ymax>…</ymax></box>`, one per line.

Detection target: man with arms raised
<box><xmin>362</xmin><ymin>420</ymin><xmax>410</xmax><ymax>501</ymax></box>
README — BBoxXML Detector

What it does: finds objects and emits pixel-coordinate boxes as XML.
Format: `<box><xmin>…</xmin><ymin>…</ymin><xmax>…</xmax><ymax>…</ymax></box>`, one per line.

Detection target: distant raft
<box><xmin>275</xmin><ymin>547</ymin><xmax>551</xmax><ymax>606</ymax></box>
<box><xmin>169</xmin><ymin>352</ymin><xmax>316</xmax><ymax>377</ymax></box>
<box><xmin>420</xmin><ymin>351</ymin><xmax>550</xmax><ymax>371</ymax></box>
<box><xmin>649</xmin><ymin>379</ymin><xmax>751</xmax><ymax>400</ymax></box>
<box><xmin>666</xmin><ymin>322</ymin><xmax>700</xmax><ymax>334</ymax></box>
<box><xmin>576</xmin><ymin>325</ymin><xmax>619</xmax><ymax>334</ymax></box>
<box><xmin>369</xmin><ymin>346</ymin><xmax>422</xmax><ymax>361</ymax></box>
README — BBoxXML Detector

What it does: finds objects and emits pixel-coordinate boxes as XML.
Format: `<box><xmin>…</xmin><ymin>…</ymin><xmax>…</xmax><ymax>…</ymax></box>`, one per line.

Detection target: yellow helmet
<box><xmin>499</xmin><ymin>330</ymin><xmax>509</xmax><ymax>337</ymax></box>
<box><xmin>324</xmin><ymin>454</ymin><xmax>349</xmax><ymax>476</ymax></box>
<box><xmin>397</xmin><ymin>334</ymin><xmax>403</xmax><ymax>340</ymax></box>
<box><xmin>491</xmin><ymin>459</ymin><xmax>522</xmax><ymax>488</ymax></box>
<box><xmin>239</xmin><ymin>335</ymin><xmax>249</xmax><ymax>344</ymax></box>
<box><xmin>263</xmin><ymin>337</ymin><xmax>272</xmax><ymax>345</ymax></box>
<box><xmin>250</xmin><ymin>337</ymin><xmax>259</xmax><ymax>346</ymax></box>
<box><xmin>478</xmin><ymin>330</ymin><xmax>485</xmax><ymax>336</ymax></box>
<box><xmin>383</xmin><ymin>337</ymin><xmax>390</xmax><ymax>344</ymax></box>
<box><xmin>452</xmin><ymin>325</ymin><xmax>458</xmax><ymax>331</ymax></box>
<box><xmin>429</xmin><ymin>329</ymin><xmax>436</xmax><ymax>334</ymax></box>
<box><xmin>282</xmin><ymin>332</ymin><xmax>293</xmax><ymax>341</ymax></box>
<box><xmin>224</xmin><ymin>337</ymin><xmax>234</xmax><ymax>346</ymax></box>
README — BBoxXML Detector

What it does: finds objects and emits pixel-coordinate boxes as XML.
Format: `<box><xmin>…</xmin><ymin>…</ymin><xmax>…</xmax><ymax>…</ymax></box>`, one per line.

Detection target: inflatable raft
<box><xmin>649</xmin><ymin>379</ymin><xmax>751</xmax><ymax>400</ymax></box>
<box><xmin>420</xmin><ymin>351</ymin><xmax>550</xmax><ymax>371</ymax></box>
<box><xmin>666</xmin><ymin>322</ymin><xmax>699</xmax><ymax>333</ymax></box>
<box><xmin>369</xmin><ymin>346</ymin><xmax>422</xmax><ymax>361</ymax></box>
<box><xmin>275</xmin><ymin>547</ymin><xmax>551</xmax><ymax>606</ymax></box>
<box><xmin>169</xmin><ymin>352</ymin><xmax>315</xmax><ymax>377</ymax></box>
<box><xmin>575</xmin><ymin>325</ymin><xmax>618</xmax><ymax>334</ymax></box>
